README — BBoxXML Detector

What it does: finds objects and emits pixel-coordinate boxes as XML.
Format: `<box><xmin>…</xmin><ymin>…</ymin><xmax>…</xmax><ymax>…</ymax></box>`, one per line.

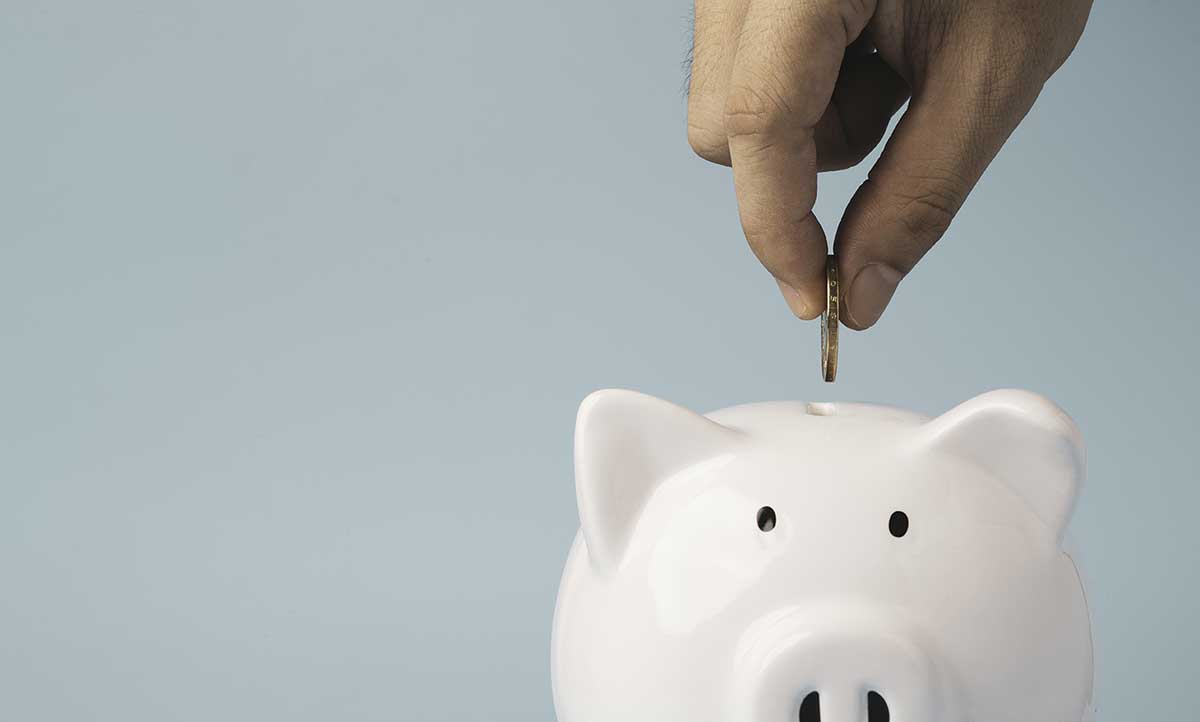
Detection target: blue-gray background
<box><xmin>2</xmin><ymin>1</ymin><xmax>1196</xmax><ymax>719</ymax></box>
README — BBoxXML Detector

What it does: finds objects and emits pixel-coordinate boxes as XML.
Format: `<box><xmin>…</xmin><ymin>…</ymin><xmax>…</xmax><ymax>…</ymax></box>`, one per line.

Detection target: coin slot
<box><xmin>805</xmin><ymin>402</ymin><xmax>836</xmax><ymax>416</ymax></box>
<box><xmin>798</xmin><ymin>691</ymin><xmax>820</xmax><ymax>721</ymax></box>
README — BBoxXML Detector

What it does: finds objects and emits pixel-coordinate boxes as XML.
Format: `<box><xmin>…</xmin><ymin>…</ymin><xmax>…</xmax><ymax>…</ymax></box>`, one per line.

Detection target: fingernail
<box><xmin>776</xmin><ymin>279</ymin><xmax>815</xmax><ymax>319</ymax></box>
<box><xmin>846</xmin><ymin>263</ymin><xmax>903</xmax><ymax>328</ymax></box>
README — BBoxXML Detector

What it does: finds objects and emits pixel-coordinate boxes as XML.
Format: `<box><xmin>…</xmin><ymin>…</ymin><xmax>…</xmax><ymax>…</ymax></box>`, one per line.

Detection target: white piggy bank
<box><xmin>551</xmin><ymin>389</ymin><xmax>1093</xmax><ymax>722</ymax></box>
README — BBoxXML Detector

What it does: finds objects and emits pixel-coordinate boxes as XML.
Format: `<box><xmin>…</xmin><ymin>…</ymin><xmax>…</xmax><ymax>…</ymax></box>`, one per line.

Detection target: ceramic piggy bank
<box><xmin>551</xmin><ymin>389</ymin><xmax>1093</xmax><ymax>722</ymax></box>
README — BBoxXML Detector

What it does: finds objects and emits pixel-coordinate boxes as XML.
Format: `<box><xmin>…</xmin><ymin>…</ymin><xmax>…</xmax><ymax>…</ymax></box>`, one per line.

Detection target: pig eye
<box><xmin>889</xmin><ymin>511</ymin><xmax>909</xmax><ymax>538</ymax></box>
<box><xmin>756</xmin><ymin>506</ymin><xmax>776</xmax><ymax>532</ymax></box>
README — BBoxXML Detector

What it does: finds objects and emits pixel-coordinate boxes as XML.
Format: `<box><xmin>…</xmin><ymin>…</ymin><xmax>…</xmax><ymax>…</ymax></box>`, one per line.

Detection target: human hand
<box><xmin>687</xmin><ymin>0</ymin><xmax>1091</xmax><ymax>328</ymax></box>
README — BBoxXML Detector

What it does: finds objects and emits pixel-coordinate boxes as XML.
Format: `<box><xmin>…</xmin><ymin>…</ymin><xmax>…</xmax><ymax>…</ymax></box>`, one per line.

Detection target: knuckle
<box><xmin>892</xmin><ymin>177</ymin><xmax>962</xmax><ymax>240</ymax></box>
<box><xmin>989</xmin><ymin>9</ymin><xmax>1061</xmax><ymax>65</ymax></box>
<box><xmin>954</xmin><ymin>14</ymin><xmax>1058</xmax><ymax>100</ymax></box>
<box><xmin>839</xmin><ymin>0</ymin><xmax>874</xmax><ymax>37</ymax></box>
<box><xmin>687</xmin><ymin>120</ymin><xmax>730</xmax><ymax>164</ymax></box>
<box><xmin>739</xmin><ymin>212</ymin><xmax>774</xmax><ymax>250</ymax></box>
<box><xmin>975</xmin><ymin>51</ymin><xmax>1043</xmax><ymax>107</ymax></box>
<box><xmin>722</xmin><ymin>83</ymin><xmax>794</xmax><ymax>140</ymax></box>
<box><xmin>899</xmin><ymin>192</ymin><xmax>957</xmax><ymax>240</ymax></box>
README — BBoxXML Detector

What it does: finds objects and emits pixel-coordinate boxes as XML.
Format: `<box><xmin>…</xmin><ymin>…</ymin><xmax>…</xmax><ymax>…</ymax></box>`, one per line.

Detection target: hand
<box><xmin>687</xmin><ymin>0</ymin><xmax>1091</xmax><ymax>328</ymax></box>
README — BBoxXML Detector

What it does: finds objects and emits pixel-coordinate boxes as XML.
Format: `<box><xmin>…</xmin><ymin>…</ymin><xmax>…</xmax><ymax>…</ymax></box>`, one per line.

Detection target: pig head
<box><xmin>551</xmin><ymin>389</ymin><xmax>1094</xmax><ymax>722</ymax></box>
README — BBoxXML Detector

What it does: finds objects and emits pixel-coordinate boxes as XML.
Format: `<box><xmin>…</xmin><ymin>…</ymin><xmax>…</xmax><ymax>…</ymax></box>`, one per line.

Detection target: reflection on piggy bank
<box><xmin>552</xmin><ymin>390</ymin><xmax>1093</xmax><ymax>722</ymax></box>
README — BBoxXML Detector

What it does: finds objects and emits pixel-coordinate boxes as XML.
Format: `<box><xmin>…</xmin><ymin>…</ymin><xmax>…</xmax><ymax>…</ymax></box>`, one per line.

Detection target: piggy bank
<box><xmin>551</xmin><ymin>389</ymin><xmax>1093</xmax><ymax>722</ymax></box>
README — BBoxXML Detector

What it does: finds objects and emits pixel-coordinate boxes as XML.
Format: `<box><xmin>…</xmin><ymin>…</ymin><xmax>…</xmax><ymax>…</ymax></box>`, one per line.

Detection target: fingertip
<box><xmin>841</xmin><ymin>262</ymin><xmax>903</xmax><ymax>330</ymax></box>
<box><xmin>776</xmin><ymin>278</ymin><xmax>823</xmax><ymax>320</ymax></box>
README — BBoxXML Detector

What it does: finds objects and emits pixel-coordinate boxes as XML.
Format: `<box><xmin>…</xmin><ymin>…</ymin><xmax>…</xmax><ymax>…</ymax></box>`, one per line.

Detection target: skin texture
<box><xmin>687</xmin><ymin>0</ymin><xmax>1093</xmax><ymax>328</ymax></box>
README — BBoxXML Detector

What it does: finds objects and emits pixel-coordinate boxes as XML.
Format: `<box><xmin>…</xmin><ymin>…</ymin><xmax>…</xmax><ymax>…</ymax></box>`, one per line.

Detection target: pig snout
<box><xmin>729</xmin><ymin>602</ymin><xmax>951</xmax><ymax>722</ymax></box>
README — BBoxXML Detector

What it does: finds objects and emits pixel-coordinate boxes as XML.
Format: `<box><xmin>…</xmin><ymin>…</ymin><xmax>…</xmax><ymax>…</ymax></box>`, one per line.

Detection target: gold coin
<box><xmin>821</xmin><ymin>255</ymin><xmax>839</xmax><ymax>382</ymax></box>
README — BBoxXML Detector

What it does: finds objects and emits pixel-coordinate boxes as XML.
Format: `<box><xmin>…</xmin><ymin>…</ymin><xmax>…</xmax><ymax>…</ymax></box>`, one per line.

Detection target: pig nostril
<box><xmin>797</xmin><ymin>691</ymin><xmax>820</xmax><ymax>721</ymax></box>
<box><xmin>867</xmin><ymin>691</ymin><xmax>890</xmax><ymax>722</ymax></box>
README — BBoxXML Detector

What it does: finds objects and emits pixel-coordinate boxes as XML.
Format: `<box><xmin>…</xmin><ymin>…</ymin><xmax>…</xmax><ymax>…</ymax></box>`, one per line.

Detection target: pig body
<box><xmin>552</xmin><ymin>391</ymin><xmax>1093</xmax><ymax>722</ymax></box>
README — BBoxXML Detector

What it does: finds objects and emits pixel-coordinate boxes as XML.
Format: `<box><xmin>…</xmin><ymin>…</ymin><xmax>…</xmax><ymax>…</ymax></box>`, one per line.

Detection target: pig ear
<box><xmin>920</xmin><ymin>390</ymin><xmax>1085</xmax><ymax>540</ymax></box>
<box><xmin>574</xmin><ymin>389</ymin><xmax>740</xmax><ymax>572</ymax></box>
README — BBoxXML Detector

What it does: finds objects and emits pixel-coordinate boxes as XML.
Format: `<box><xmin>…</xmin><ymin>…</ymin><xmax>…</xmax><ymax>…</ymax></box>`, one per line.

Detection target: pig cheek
<box><xmin>646</xmin><ymin>487</ymin><xmax>784</xmax><ymax>634</ymax></box>
<box><xmin>906</xmin><ymin>518</ymin><xmax>1061</xmax><ymax>671</ymax></box>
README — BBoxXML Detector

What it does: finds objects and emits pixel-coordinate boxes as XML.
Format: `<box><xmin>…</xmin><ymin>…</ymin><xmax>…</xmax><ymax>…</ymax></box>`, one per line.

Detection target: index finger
<box><xmin>724</xmin><ymin>0</ymin><xmax>873</xmax><ymax>318</ymax></box>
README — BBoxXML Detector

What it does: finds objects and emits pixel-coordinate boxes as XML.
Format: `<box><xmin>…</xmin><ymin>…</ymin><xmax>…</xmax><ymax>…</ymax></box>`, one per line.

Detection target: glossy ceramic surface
<box><xmin>551</xmin><ymin>389</ymin><xmax>1094</xmax><ymax>722</ymax></box>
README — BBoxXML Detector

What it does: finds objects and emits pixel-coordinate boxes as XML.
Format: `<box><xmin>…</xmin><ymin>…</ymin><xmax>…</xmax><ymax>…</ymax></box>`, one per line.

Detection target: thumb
<box><xmin>833</xmin><ymin>72</ymin><xmax>1042</xmax><ymax>329</ymax></box>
